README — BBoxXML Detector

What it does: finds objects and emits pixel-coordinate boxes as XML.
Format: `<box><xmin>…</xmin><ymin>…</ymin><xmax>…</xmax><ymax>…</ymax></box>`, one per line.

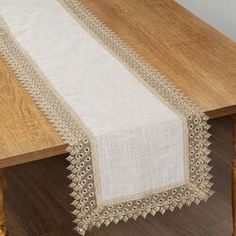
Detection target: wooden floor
<box><xmin>4</xmin><ymin>117</ymin><xmax>234</xmax><ymax>236</ymax></box>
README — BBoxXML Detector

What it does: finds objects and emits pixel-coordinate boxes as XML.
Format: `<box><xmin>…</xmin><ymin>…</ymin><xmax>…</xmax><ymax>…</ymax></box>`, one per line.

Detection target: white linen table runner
<box><xmin>0</xmin><ymin>0</ymin><xmax>212</xmax><ymax>235</ymax></box>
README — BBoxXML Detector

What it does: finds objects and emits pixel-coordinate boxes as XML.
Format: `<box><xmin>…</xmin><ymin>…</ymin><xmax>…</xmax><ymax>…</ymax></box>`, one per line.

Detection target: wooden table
<box><xmin>0</xmin><ymin>0</ymin><xmax>235</xmax><ymax>235</ymax></box>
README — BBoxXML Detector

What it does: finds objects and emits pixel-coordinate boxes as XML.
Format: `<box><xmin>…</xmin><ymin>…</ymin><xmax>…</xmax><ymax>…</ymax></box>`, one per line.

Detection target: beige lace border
<box><xmin>0</xmin><ymin>1</ymin><xmax>213</xmax><ymax>234</ymax></box>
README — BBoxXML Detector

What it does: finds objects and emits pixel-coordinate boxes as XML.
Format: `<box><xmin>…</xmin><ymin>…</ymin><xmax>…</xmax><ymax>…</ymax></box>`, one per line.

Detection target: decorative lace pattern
<box><xmin>0</xmin><ymin>0</ymin><xmax>213</xmax><ymax>233</ymax></box>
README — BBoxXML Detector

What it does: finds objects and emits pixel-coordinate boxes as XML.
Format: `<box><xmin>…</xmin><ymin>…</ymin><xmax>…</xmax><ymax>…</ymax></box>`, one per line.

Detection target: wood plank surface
<box><xmin>0</xmin><ymin>57</ymin><xmax>66</xmax><ymax>168</ymax></box>
<box><xmin>0</xmin><ymin>0</ymin><xmax>236</xmax><ymax>167</ymax></box>
<box><xmin>80</xmin><ymin>0</ymin><xmax>236</xmax><ymax>117</ymax></box>
<box><xmin>232</xmin><ymin>115</ymin><xmax>236</xmax><ymax>235</ymax></box>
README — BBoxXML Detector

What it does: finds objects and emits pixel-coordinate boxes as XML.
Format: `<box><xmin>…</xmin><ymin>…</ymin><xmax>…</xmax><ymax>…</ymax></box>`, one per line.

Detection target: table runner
<box><xmin>0</xmin><ymin>0</ymin><xmax>212</xmax><ymax>235</ymax></box>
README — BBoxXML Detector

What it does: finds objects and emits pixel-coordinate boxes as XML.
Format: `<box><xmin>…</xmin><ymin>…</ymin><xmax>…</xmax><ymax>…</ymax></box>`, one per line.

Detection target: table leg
<box><xmin>0</xmin><ymin>170</ymin><xmax>6</xmax><ymax>236</ymax></box>
<box><xmin>232</xmin><ymin>115</ymin><xmax>236</xmax><ymax>236</ymax></box>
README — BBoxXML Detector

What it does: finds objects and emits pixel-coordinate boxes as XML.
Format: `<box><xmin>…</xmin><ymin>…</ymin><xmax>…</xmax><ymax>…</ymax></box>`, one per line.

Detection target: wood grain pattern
<box><xmin>80</xmin><ymin>0</ymin><xmax>236</xmax><ymax>118</ymax></box>
<box><xmin>0</xmin><ymin>57</ymin><xmax>66</xmax><ymax>168</ymax></box>
<box><xmin>0</xmin><ymin>0</ymin><xmax>236</xmax><ymax>167</ymax></box>
<box><xmin>232</xmin><ymin>115</ymin><xmax>236</xmax><ymax>236</ymax></box>
<box><xmin>0</xmin><ymin>170</ymin><xmax>6</xmax><ymax>236</ymax></box>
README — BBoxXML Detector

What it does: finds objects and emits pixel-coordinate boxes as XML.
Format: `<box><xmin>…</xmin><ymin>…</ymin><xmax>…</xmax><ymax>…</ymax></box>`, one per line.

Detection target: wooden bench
<box><xmin>0</xmin><ymin>0</ymin><xmax>235</xmax><ymax>235</ymax></box>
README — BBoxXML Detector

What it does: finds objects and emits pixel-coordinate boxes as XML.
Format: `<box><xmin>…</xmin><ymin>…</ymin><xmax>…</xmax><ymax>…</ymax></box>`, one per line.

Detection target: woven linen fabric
<box><xmin>0</xmin><ymin>0</ymin><xmax>212</xmax><ymax>235</ymax></box>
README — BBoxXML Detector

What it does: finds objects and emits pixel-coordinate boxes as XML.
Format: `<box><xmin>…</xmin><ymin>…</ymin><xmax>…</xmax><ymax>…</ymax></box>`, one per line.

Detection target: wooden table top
<box><xmin>0</xmin><ymin>0</ymin><xmax>235</xmax><ymax>168</ymax></box>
